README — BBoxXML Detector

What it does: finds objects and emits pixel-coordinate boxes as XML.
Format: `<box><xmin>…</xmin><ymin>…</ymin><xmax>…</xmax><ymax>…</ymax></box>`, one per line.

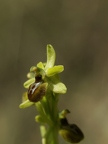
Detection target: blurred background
<box><xmin>0</xmin><ymin>0</ymin><xmax>108</xmax><ymax>144</ymax></box>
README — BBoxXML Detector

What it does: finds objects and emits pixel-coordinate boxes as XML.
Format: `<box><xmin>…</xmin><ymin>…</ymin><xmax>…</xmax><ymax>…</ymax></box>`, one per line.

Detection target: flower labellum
<box><xmin>28</xmin><ymin>82</ymin><xmax>48</xmax><ymax>102</ymax></box>
<box><xmin>59</xmin><ymin>124</ymin><xmax>84</xmax><ymax>143</ymax></box>
<box><xmin>59</xmin><ymin>109</ymin><xmax>84</xmax><ymax>143</ymax></box>
<box><xmin>28</xmin><ymin>75</ymin><xmax>48</xmax><ymax>102</ymax></box>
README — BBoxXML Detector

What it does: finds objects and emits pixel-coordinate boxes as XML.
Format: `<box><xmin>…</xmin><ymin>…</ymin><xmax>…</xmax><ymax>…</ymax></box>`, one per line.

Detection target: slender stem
<box><xmin>51</xmin><ymin>126</ymin><xmax>59</xmax><ymax>144</ymax></box>
<box><xmin>52</xmin><ymin>94</ymin><xmax>59</xmax><ymax>120</ymax></box>
<box><xmin>40</xmin><ymin>125</ymin><xmax>59</xmax><ymax>144</ymax></box>
<box><xmin>38</xmin><ymin>92</ymin><xmax>59</xmax><ymax>144</ymax></box>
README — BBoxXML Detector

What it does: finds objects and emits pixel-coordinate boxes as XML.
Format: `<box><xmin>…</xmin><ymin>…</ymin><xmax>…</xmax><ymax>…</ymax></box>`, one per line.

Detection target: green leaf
<box><xmin>45</xmin><ymin>44</ymin><xmax>56</xmax><ymax>70</ymax></box>
<box><xmin>19</xmin><ymin>100</ymin><xmax>34</xmax><ymax>108</ymax></box>
<box><xmin>23</xmin><ymin>78</ymin><xmax>35</xmax><ymax>88</ymax></box>
<box><xmin>46</xmin><ymin>65</ymin><xmax>64</xmax><ymax>77</ymax></box>
<box><xmin>53</xmin><ymin>82</ymin><xmax>67</xmax><ymax>94</ymax></box>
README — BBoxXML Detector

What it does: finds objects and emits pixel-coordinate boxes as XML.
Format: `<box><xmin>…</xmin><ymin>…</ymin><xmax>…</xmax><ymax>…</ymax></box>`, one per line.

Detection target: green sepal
<box><xmin>53</xmin><ymin>82</ymin><xmax>67</xmax><ymax>94</ymax></box>
<box><xmin>46</xmin><ymin>65</ymin><xmax>64</xmax><ymax>77</ymax></box>
<box><xmin>23</xmin><ymin>78</ymin><xmax>35</xmax><ymax>88</ymax></box>
<box><xmin>45</xmin><ymin>44</ymin><xmax>56</xmax><ymax>70</ymax></box>
<box><xmin>19</xmin><ymin>100</ymin><xmax>34</xmax><ymax>108</ymax></box>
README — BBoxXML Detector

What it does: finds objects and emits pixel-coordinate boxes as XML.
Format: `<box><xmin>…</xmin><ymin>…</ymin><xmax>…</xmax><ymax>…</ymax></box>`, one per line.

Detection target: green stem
<box><xmin>40</xmin><ymin>125</ymin><xmax>59</xmax><ymax>144</ymax></box>
<box><xmin>52</xmin><ymin>94</ymin><xmax>59</xmax><ymax>121</ymax></box>
<box><xmin>38</xmin><ymin>92</ymin><xmax>59</xmax><ymax>144</ymax></box>
<box><xmin>51</xmin><ymin>126</ymin><xmax>59</xmax><ymax>144</ymax></box>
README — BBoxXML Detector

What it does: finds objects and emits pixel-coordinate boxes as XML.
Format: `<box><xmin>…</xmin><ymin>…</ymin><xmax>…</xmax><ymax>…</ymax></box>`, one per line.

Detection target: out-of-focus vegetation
<box><xmin>0</xmin><ymin>0</ymin><xmax>108</xmax><ymax>144</ymax></box>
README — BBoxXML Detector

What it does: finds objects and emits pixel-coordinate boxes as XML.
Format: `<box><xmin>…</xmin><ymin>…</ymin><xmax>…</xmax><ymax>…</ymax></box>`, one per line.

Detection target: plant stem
<box><xmin>40</xmin><ymin>125</ymin><xmax>59</xmax><ymax>144</ymax></box>
<box><xmin>39</xmin><ymin>93</ymin><xmax>59</xmax><ymax>144</ymax></box>
<box><xmin>51</xmin><ymin>126</ymin><xmax>59</xmax><ymax>144</ymax></box>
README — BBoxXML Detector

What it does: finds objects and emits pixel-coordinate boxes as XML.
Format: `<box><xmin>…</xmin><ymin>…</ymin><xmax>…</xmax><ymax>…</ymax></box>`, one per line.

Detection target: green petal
<box><xmin>59</xmin><ymin>109</ymin><xmax>70</xmax><ymax>118</ymax></box>
<box><xmin>22</xmin><ymin>92</ymin><xmax>28</xmax><ymax>102</ymax></box>
<box><xmin>46</xmin><ymin>65</ymin><xmax>64</xmax><ymax>77</ymax></box>
<box><xmin>19</xmin><ymin>100</ymin><xmax>34</xmax><ymax>108</ymax></box>
<box><xmin>45</xmin><ymin>44</ymin><xmax>56</xmax><ymax>70</ymax></box>
<box><xmin>23</xmin><ymin>78</ymin><xmax>35</xmax><ymax>88</ymax></box>
<box><xmin>27</xmin><ymin>72</ymin><xmax>35</xmax><ymax>79</ymax></box>
<box><xmin>37</xmin><ymin>62</ymin><xmax>45</xmax><ymax>70</ymax></box>
<box><xmin>36</xmin><ymin>63</ymin><xmax>46</xmax><ymax>78</ymax></box>
<box><xmin>53</xmin><ymin>82</ymin><xmax>67</xmax><ymax>94</ymax></box>
<box><xmin>30</xmin><ymin>66</ymin><xmax>37</xmax><ymax>72</ymax></box>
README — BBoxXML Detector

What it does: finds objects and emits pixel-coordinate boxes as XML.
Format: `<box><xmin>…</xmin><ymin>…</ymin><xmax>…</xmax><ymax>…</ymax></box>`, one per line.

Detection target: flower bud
<box><xmin>35</xmin><ymin>115</ymin><xmax>46</xmax><ymax>124</ymax></box>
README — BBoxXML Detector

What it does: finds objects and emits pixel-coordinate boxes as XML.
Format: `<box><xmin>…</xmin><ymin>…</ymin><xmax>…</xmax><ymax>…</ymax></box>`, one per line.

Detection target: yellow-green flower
<box><xmin>19</xmin><ymin>45</ymin><xmax>67</xmax><ymax>109</ymax></box>
<box><xmin>59</xmin><ymin>109</ymin><xmax>84</xmax><ymax>143</ymax></box>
